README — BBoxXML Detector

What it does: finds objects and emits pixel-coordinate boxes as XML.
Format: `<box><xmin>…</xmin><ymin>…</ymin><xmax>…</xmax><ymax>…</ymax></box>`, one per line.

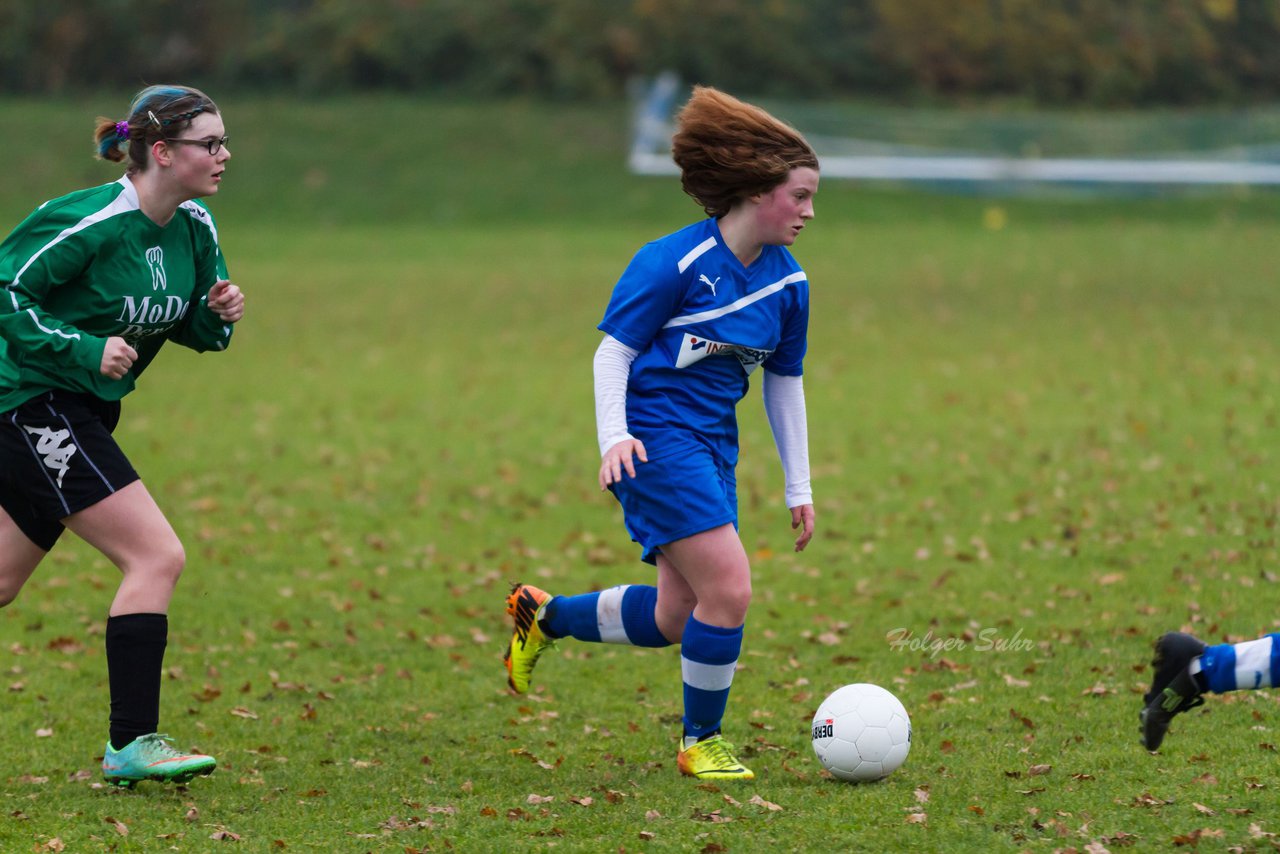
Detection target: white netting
<box><xmin>629</xmin><ymin>74</ymin><xmax>1280</xmax><ymax>193</ymax></box>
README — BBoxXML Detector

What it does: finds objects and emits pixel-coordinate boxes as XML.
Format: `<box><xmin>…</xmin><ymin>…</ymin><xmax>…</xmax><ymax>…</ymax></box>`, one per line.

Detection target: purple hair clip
<box><xmin>114</xmin><ymin>120</ymin><xmax>129</xmax><ymax>141</ymax></box>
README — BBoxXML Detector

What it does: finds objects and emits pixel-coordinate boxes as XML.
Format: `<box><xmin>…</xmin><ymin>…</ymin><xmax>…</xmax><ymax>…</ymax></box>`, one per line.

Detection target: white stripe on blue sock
<box><xmin>596</xmin><ymin>585</ymin><xmax>631</xmax><ymax>644</ymax></box>
<box><xmin>1233</xmin><ymin>635</ymin><xmax>1276</xmax><ymax>691</ymax></box>
<box><xmin>682</xmin><ymin>657</ymin><xmax>737</xmax><ymax>692</ymax></box>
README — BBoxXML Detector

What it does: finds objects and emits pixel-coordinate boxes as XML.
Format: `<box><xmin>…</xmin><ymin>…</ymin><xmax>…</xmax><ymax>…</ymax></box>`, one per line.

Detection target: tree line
<box><xmin>3</xmin><ymin>0</ymin><xmax>1278</xmax><ymax>106</ymax></box>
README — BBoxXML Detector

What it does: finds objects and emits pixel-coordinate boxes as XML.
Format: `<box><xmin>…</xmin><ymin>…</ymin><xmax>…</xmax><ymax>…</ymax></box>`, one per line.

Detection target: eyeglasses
<box><xmin>166</xmin><ymin>136</ymin><xmax>229</xmax><ymax>155</ymax></box>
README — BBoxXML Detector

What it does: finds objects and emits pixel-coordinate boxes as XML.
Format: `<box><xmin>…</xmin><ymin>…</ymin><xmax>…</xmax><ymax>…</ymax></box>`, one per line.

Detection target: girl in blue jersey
<box><xmin>0</xmin><ymin>85</ymin><xmax>244</xmax><ymax>787</ymax></box>
<box><xmin>505</xmin><ymin>86</ymin><xmax>817</xmax><ymax>780</ymax></box>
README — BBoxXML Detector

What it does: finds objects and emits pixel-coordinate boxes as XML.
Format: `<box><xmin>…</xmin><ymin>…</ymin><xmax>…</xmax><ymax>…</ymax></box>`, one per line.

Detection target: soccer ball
<box><xmin>811</xmin><ymin>683</ymin><xmax>911</xmax><ymax>782</ymax></box>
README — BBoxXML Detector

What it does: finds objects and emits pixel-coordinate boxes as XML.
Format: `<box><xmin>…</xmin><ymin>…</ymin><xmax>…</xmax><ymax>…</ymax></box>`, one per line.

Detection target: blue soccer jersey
<box><xmin>598</xmin><ymin>218</ymin><xmax>809</xmax><ymax>467</ymax></box>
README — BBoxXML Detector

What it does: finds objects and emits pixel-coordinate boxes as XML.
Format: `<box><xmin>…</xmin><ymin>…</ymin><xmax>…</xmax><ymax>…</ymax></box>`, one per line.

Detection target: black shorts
<box><xmin>0</xmin><ymin>391</ymin><xmax>139</xmax><ymax>551</ymax></box>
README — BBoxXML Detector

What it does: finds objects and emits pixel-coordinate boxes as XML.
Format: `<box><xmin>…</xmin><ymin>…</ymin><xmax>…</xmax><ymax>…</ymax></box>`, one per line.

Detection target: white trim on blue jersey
<box><xmin>598</xmin><ymin>218</ymin><xmax>809</xmax><ymax>465</ymax></box>
<box><xmin>676</xmin><ymin>236</ymin><xmax>718</xmax><ymax>273</ymax></box>
<box><xmin>663</xmin><ymin>271</ymin><xmax>807</xmax><ymax>329</ymax></box>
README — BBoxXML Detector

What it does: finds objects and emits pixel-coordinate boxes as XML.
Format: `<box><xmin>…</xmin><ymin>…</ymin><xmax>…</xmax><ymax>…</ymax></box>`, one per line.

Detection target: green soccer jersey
<box><xmin>0</xmin><ymin>176</ymin><xmax>234</xmax><ymax>412</ymax></box>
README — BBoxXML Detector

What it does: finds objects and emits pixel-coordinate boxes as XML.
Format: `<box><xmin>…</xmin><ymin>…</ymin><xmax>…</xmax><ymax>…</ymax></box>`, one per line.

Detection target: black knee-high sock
<box><xmin>105</xmin><ymin>613</ymin><xmax>168</xmax><ymax>750</ymax></box>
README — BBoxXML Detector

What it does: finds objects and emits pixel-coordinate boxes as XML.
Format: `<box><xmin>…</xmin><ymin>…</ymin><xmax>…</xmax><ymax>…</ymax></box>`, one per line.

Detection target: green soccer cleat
<box><xmin>504</xmin><ymin>583</ymin><xmax>555</xmax><ymax>694</ymax></box>
<box><xmin>102</xmin><ymin>733</ymin><xmax>217</xmax><ymax>788</ymax></box>
<box><xmin>1140</xmin><ymin>632</ymin><xmax>1207</xmax><ymax>751</ymax></box>
<box><xmin>677</xmin><ymin>734</ymin><xmax>755</xmax><ymax>781</ymax></box>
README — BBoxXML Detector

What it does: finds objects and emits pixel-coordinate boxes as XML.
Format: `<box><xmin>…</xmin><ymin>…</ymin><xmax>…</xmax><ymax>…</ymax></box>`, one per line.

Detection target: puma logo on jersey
<box><xmin>674</xmin><ymin>333</ymin><xmax>772</xmax><ymax>374</ymax></box>
<box><xmin>145</xmin><ymin>246</ymin><xmax>167</xmax><ymax>291</ymax></box>
<box><xmin>698</xmin><ymin>274</ymin><xmax>720</xmax><ymax>296</ymax></box>
<box><xmin>24</xmin><ymin>426</ymin><xmax>77</xmax><ymax>487</ymax></box>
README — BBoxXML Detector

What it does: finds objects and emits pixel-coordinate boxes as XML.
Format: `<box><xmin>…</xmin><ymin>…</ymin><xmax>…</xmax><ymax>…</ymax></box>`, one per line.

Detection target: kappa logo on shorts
<box><xmin>23</xmin><ymin>426</ymin><xmax>77</xmax><ymax>488</ymax></box>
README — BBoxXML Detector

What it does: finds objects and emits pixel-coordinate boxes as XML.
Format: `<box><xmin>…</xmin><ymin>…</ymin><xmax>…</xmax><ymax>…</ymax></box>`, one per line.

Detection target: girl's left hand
<box><xmin>791</xmin><ymin>504</ymin><xmax>815</xmax><ymax>552</ymax></box>
<box><xmin>207</xmin><ymin>279</ymin><xmax>245</xmax><ymax>322</ymax></box>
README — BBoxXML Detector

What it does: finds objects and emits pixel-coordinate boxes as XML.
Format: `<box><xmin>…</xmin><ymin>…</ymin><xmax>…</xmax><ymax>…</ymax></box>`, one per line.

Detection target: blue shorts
<box><xmin>609</xmin><ymin>444</ymin><xmax>737</xmax><ymax>565</ymax></box>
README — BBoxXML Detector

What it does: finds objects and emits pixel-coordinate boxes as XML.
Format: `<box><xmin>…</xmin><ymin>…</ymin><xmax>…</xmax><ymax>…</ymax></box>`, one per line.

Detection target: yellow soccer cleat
<box><xmin>504</xmin><ymin>583</ymin><xmax>555</xmax><ymax>694</ymax></box>
<box><xmin>677</xmin><ymin>734</ymin><xmax>755</xmax><ymax>781</ymax></box>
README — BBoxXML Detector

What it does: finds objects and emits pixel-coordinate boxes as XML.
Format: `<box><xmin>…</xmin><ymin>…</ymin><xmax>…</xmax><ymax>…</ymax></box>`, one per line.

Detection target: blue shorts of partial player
<box><xmin>608</xmin><ymin>441</ymin><xmax>738</xmax><ymax>565</ymax></box>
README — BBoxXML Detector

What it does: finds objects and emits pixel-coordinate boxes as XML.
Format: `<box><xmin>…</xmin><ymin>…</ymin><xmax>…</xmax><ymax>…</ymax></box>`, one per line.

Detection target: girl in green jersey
<box><xmin>0</xmin><ymin>85</ymin><xmax>244</xmax><ymax>787</ymax></box>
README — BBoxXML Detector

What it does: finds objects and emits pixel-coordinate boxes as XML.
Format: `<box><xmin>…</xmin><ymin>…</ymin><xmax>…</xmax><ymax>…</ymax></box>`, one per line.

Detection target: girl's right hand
<box><xmin>599</xmin><ymin>438</ymin><xmax>648</xmax><ymax>490</ymax></box>
<box><xmin>100</xmin><ymin>336</ymin><xmax>138</xmax><ymax>379</ymax></box>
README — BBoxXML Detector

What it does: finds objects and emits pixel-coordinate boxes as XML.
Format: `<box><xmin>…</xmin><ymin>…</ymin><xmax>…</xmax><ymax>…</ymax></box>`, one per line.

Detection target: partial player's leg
<box><xmin>1141</xmin><ymin>631</ymin><xmax>1280</xmax><ymax>751</ymax></box>
<box><xmin>0</xmin><ymin>406</ymin><xmax>64</xmax><ymax>605</ymax></box>
<box><xmin>1140</xmin><ymin>632</ymin><xmax>1206</xmax><ymax>751</ymax></box>
<box><xmin>504</xmin><ymin>582</ymin><xmax>558</xmax><ymax>694</ymax></box>
<box><xmin>654</xmin><ymin>555</ymin><xmax>697</xmax><ymax>643</ymax></box>
<box><xmin>503</xmin><ymin>450</ymin><xmax>710</xmax><ymax>694</ymax></box>
<box><xmin>64</xmin><ymin>481</ymin><xmax>215</xmax><ymax>786</ymax></box>
<box><xmin>661</xmin><ymin>524</ymin><xmax>755</xmax><ymax>780</ymax></box>
<box><xmin>0</xmin><ymin>506</ymin><xmax>48</xmax><ymax>607</ymax></box>
<box><xmin>503</xmin><ymin>576</ymin><xmax>680</xmax><ymax>694</ymax></box>
<box><xmin>64</xmin><ymin>479</ymin><xmax>185</xmax><ymax>616</ymax></box>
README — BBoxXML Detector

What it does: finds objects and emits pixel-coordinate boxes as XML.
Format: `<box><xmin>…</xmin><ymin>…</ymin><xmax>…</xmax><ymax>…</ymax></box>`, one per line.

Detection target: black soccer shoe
<box><xmin>1143</xmin><ymin>632</ymin><xmax>1206</xmax><ymax>706</ymax></box>
<box><xmin>1139</xmin><ymin>631</ymin><xmax>1207</xmax><ymax>751</ymax></box>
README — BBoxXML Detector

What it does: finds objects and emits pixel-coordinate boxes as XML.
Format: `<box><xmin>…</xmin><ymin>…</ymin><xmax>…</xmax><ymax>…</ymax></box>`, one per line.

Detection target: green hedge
<box><xmin>3</xmin><ymin>0</ymin><xmax>1278</xmax><ymax>105</ymax></box>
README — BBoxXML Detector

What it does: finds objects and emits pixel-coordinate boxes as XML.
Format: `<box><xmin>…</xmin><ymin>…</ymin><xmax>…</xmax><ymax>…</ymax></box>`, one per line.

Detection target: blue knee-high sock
<box><xmin>681</xmin><ymin>615</ymin><xmax>743</xmax><ymax>739</ymax></box>
<box><xmin>1197</xmin><ymin>633</ymin><xmax>1280</xmax><ymax>693</ymax></box>
<box><xmin>540</xmin><ymin>585</ymin><xmax>670</xmax><ymax>648</ymax></box>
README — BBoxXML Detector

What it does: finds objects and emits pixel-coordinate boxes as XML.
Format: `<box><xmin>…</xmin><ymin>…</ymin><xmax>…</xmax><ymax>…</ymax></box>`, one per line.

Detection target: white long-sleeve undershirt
<box><xmin>594</xmin><ymin>335</ymin><xmax>639</xmax><ymax>456</ymax></box>
<box><xmin>762</xmin><ymin>370</ymin><xmax>812</xmax><ymax>508</ymax></box>
<box><xmin>594</xmin><ymin>333</ymin><xmax>813</xmax><ymax>509</ymax></box>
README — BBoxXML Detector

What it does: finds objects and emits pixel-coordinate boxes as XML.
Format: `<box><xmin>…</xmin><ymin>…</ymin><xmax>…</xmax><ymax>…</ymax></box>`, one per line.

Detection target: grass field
<box><xmin>2</xmin><ymin>94</ymin><xmax>1279</xmax><ymax>852</ymax></box>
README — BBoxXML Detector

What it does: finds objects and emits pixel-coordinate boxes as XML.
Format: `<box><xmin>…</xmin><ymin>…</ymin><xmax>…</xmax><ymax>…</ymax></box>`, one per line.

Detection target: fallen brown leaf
<box><xmin>1250</xmin><ymin>823</ymin><xmax>1277</xmax><ymax>839</ymax></box>
<box><xmin>749</xmin><ymin>794</ymin><xmax>782</xmax><ymax>811</ymax></box>
<box><xmin>1172</xmin><ymin>828</ymin><xmax>1223</xmax><ymax>845</ymax></box>
<box><xmin>1009</xmin><ymin>709</ymin><xmax>1035</xmax><ymax>729</ymax></box>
